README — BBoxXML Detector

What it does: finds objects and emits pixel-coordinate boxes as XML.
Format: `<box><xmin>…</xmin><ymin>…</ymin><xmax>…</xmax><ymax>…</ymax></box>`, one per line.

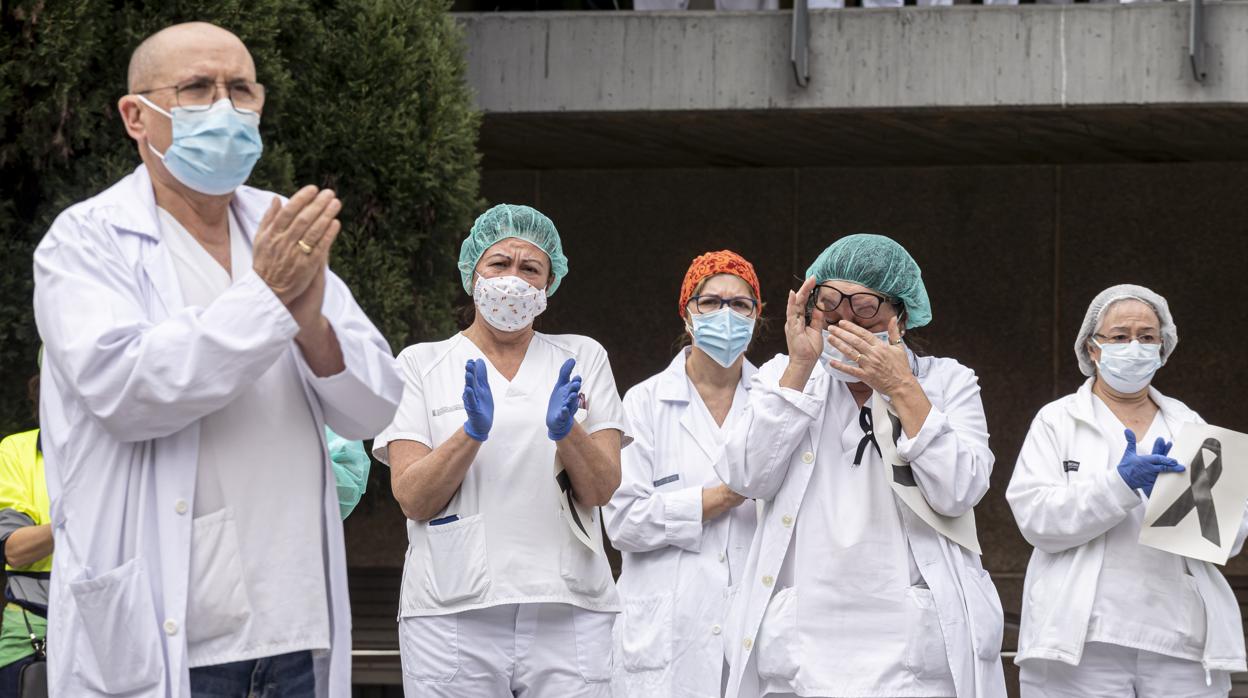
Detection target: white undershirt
<box><xmin>157</xmin><ymin>208</ymin><xmax>330</xmax><ymax>667</ymax></box>
<box><xmin>1088</xmin><ymin>396</ymin><xmax>1205</xmax><ymax>661</ymax></box>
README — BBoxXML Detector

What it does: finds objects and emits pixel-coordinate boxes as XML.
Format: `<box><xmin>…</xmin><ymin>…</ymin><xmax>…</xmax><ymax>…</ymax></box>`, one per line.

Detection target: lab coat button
<box><xmin>801</xmin><ymin>451</ymin><xmax>814</xmax><ymax>464</ymax></box>
<box><xmin>781</xmin><ymin>515</ymin><xmax>793</xmax><ymax>527</ymax></box>
<box><xmin>174</xmin><ymin>499</ymin><xmax>189</xmax><ymax>515</ymax></box>
<box><xmin>718</xmin><ymin>552</ymin><xmax>726</xmax><ymax>563</ymax></box>
<box><xmin>743</xmin><ymin>638</ymin><xmax>753</xmax><ymax>650</ymax></box>
<box><xmin>163</xmin><ymin>619</ymin><xmax>179</xmax><ymax>636</ymax></box>
<box><xmin>712</xmin><ymin>624</ymin><xmax>722</xmax><ymax>635</ymax></box>
<box><xmin>762</xmin><ymin>575</ymin><xmax>774</xmax><ymax>587</ymax></box>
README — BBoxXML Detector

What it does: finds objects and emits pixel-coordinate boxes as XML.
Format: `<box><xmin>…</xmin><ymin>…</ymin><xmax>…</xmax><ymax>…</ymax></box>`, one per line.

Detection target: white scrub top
<box><xmin>157</xmin><ymin>208</ymin><xmax>330</xmax><ymax>666</ymax></box>
<box><xmin>604</xmin><ymin>350</ymin><xmax>758</xmax><ymax>697</ymax></box>
<box><xmin>374</xmin><ymin>332</ymin><xmax>627</xmax><ymax>617</ymax></box>
<box><xmin>1087</xmin><ymin>397</ymin><xmax>1205</xmax><ymax>660</ymax></box>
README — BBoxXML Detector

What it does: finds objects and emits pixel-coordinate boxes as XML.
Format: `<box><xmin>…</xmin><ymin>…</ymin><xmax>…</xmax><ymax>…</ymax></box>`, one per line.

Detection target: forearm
<box><xmin>295</xmin><ymin>316</ymin><xmax>346</xmax><ymax>378</ymax></box>
<box><xmin>890</xmin><ymin>377</ymin><xmax>933</xmax><ymax>439</ymax></box>
<box><xmin>556</xmin><ymin>425</ymin><xmax>621</xmax><ymax>507</ymax></box>
<box><xmin>5</xmin><ymin>525</ymin><xmax>53</xmax><ymax>568</ymax></box>
<box><xmin>392</xmin><ymin>432</ymin><xmax>480</xmax><ymax>521</ymax></box>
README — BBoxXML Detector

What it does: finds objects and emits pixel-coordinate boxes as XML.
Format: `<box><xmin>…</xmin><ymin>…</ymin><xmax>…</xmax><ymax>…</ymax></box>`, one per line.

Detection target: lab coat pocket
<box><xmin>561</xmin><ymin>535</ymin><xmax>611</xmax><ymax>597</ymax></box>
<box><xmin>399</xmin><ymin>613</ymin><xmax>460</xmax><ymax>683</ymax></box>
<box><xmin>67</xmin><ymin>557</ymin><xmax>165</xmax><ymax>694</ymax></box>
<box><xmin>756</xmin><ymin>586</ymin><xmax>799</xmax><ymax>682</ymax></box>
<box><xmin>904</xmin><ymin>586</ymin><xmax>952</xmax><ymax>680</ymax></box>
<box><xmin>570</xmin><ymin>606</ymin><xmax>615</xmax><ymax>683</ymax></box>
<box><xmin>620</xmin><ymin>593</ymin><xmax>674</xmax><ymax>671</ymax></box>
<box><xmin>423</xmin><ymin>513</ymin><xmax>491</xmax><ymax>606</ymax></box>
<box><xmin>186</xmin><ymin>507</ymin><xmax>252</xmax><ymax>645</ymax></box>
<box><xmin>962</xmin><ymin>567</ymin><xmax>1006</xmax><ymax>661</ymax></box>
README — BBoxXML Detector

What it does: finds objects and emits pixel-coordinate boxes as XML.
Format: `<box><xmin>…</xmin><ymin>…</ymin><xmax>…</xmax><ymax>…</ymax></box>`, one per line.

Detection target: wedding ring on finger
<box><xmin>297</xmin><ymin>239</ymin><xmax>314</xmax><ymax>255</ymax></box>
<box><xmin>856</xmin><ymin>353</ymin><xmax>865</xmax><ymax>364</ymax></box>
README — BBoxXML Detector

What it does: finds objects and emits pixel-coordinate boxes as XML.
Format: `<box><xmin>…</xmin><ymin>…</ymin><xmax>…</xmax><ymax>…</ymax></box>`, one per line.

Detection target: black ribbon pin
<box><xmin>854</xmin><ymin>406</ymin><xmax>881</xmax><ymax>466</ymax></box>
<box><xmin>1152</xmin><ymin>438</ymin><xmax>1223</xmax><ymax>546</ymax></box>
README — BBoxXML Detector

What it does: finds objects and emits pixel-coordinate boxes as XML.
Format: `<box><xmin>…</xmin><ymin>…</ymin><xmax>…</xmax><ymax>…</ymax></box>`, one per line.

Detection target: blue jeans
<box><xmin>189</xmin><ymin>650</ymin><xmax>315</xmax><ymax>698</ymax></box>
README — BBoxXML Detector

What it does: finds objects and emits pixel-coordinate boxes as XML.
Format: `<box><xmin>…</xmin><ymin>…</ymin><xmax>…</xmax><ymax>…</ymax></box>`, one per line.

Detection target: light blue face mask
<box><xmin>689</xmin><ymin>307</ymin><xmax>756</xmax><ymax>368</ymax></box>
<box><xmin>821</xmin><ymin>328</ymin><xmax>894</xmax><ymax>383</ymax></box>
<box><xmin>138</xmin><ymin>96</ymin><xmax>263</xmax><ymax>195</ymax></box>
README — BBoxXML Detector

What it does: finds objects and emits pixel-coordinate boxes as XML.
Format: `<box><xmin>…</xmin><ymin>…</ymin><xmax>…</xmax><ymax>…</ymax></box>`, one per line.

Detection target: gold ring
<box><xmin>856</xmin><ymin>353</ymin><xmax>865</xmax><ymax>363</ymax></box>
<box><xmin>296</xmin><ymin>239</ymin><xmax>314</xmax><ymax>254</ymax></box>
<box><xmin>891</xmin><ymin>339</ymin><xmax>904</xmax><ymax>346</ymax></box>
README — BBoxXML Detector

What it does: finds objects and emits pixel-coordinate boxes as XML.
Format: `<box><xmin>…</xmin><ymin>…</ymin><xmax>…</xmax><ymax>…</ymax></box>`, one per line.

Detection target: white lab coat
<box><xmin>32</xmin><ymin>165</ymin><xmax>403</xmax><ymax>697</ymax></box>
<box><xmin>604</xmin><ymin>350</ymin><xmax>758</xmax><ymax>698</ymax></box>
<box><xmin>1006</xmin><ymin>379</ymin><xmax>1248</xmax><ymax>675</ymax></box>
<box><xmin>716</xmin><ymin>353</ymin><xmax>1007</xmax><ymax>698</ymax></box>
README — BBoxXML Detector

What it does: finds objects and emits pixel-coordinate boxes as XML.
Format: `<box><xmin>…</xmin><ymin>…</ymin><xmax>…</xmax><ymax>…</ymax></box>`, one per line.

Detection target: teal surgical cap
<box><xmin>457</xmin><ymin>204</ymin><xmax>569</xmax><ymax>296</ymax></box>
<box><xmin>805</xmin><ymin>233</ymin><xmax>932</xmax><ymax>329</ymax></box>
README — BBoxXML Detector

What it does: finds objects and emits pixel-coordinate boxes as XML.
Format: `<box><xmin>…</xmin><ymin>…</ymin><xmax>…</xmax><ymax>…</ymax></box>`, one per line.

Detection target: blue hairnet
<box><xmin>804</xmin><ymin>234</ymin><xmax>932</xmax><ymax>329</ymax></box>
<box><xmin>458</xmin><ymin>204</ymin><xmax>569</xmax><ymax>296</ymax></box>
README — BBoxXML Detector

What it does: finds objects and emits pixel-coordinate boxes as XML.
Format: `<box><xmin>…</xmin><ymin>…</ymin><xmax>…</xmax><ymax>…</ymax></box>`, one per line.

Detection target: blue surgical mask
<box><xmin>139</xmin><ymin>96</ymin><xmax>263</xmax><ymax>195</ymax></box>
<box><xmin>1093</xmin><ymin>339</ymin><xmax>1162</xmax><ymax>394</ymax></box>
<box><xmin>689</xmin><ymin>307</ymin><xmax>755</xmax><ymax>368</ymax></box>
<box><xmin>821</xmin><ymin>329</ymin><xmax>894</xmax><ymax>383</ymax></box>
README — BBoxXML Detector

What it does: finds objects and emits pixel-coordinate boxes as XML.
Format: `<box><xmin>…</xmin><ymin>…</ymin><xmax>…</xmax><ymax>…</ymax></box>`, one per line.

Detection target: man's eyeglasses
<box><xmin>136</xmin><ymin>78</ymin><xmax>266</xmax><ymax>113</ymax></box>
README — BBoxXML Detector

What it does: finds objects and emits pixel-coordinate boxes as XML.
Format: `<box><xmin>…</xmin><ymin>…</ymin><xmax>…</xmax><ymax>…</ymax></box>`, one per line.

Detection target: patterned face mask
<box><xmin>473</xmin><ymin>274</ymin><xmax>548</xmax><ymax>332</ymax></box>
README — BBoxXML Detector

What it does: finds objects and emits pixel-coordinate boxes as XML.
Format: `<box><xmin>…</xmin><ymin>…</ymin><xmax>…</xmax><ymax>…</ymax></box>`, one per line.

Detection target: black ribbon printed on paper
<box><xmin>1153</xmin><ymin>437</ymin><xmax>1223</xmax><ymax>546</ymax></box>
<box><xmin>854</xmin><ymin>406</ymin><xmax>882</xmax><ymax>466</ymax></box>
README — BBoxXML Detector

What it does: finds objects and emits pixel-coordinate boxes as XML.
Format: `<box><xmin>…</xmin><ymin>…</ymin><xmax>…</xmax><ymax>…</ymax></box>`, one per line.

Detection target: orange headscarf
<box><xmin>678</xmin><ymin>250</ymin><xmax>762</xmax><ymax>319</ymax></box>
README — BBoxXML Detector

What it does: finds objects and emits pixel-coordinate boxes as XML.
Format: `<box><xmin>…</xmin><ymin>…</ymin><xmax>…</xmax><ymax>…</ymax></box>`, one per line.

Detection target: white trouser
<box><xmin>1019</xmin><ymin>641</ymin><xmax>1230</xmax><ymax>698</ymax></box>
<box><xmin>399</xmin><ymin>602</ymin><xmax>616</xmax><ymax>697</ymax></box>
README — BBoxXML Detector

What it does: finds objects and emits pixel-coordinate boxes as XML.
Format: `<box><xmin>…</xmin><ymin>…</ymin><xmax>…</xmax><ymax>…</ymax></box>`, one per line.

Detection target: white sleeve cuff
<box><xmin>372</xmin><ymin>431</ymin><xmax>433</xmax><ymax>466</ymax></box>
<box><xmin>662</xmin><ymin>486</ymin><xmax>704</xmax><ymax>552</ymax></box>
<box><xmin>1104</xmin><ymin>466</ymin><xmax>1143</xmax><ymax>509</ymax></box>
<box><xmin>896</xmin><ymin>407</ymin><xmax>951</xmax><ymax>461</ymax></box>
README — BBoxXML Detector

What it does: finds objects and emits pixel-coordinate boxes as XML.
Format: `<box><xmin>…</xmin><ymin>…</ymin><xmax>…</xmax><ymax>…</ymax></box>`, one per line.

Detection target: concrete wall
<box><xmin>461</xmin><ymin>4</ymin><xmax>1248</xmax><ymax>114</ymax></box>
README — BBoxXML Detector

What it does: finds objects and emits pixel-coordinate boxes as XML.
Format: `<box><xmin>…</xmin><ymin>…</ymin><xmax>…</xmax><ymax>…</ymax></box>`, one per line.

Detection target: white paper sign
<box><xmin>871</xmin><ymin>392</ymin><xmax>982</xmax><ymax>555</ymax></box>
<box><xmin>1140</xmin><ymin>423</ymin><xmax>1248</xmax><ymax>565</ymax></box>
<box><xmin>554</xmin><ymin>404</ymin><xmax>599</xmax><ymax>551</ymax></box>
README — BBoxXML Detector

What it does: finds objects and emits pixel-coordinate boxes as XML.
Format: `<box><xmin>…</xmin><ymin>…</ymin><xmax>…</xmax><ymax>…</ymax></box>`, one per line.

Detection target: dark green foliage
<box><xmin>0</xmin><ymin>0</ymin><xmax>481</xmax><ymax>435</ymax></box>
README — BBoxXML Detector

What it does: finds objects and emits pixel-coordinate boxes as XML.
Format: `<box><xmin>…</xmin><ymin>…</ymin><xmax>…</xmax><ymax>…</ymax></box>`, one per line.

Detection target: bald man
<box><xmin>32</xmin><ymin>21</ymin><xmax>402</xmax><ymax>698</ymax></box>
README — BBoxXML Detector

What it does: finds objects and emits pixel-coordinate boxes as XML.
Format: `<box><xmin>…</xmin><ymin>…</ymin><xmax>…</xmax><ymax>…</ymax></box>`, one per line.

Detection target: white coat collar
<box><xmin>655</xmin><ymin>347</ymin><xmax>757</xmax><ymax>403</ymax></box>
<box><xmin>1066</xmin><ymin>377</ymin><xmax>1200</xmax><ymax>432</ymax></box>
<box><xmin>103</xmin><ymin>164</ymin><xmax>275</xmax><ymax>246</ymax></box>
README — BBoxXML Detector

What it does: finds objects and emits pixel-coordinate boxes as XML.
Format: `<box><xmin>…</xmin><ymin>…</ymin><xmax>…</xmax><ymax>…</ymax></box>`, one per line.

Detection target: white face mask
<box><xmin>820</xmin><ymin>329</ymin><xmax>893</xmax><ymax>383</ymax></box>
<box><xmin>1093</xmin><ymin>339</ymin><xmax>1162</xmax><ymax>394</ymax></box>
<box><xmin>473</xmin><ymin>275</ymin><xmax>548</xmax><ymax>332</ymax></box>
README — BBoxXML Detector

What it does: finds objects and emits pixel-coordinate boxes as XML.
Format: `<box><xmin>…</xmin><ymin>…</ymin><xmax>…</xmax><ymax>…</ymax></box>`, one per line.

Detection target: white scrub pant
<box><xmin>399</xmin><ymin>602</ymin><xmax>615</xmax><ymax>697</ymax></box>
<box><xmin>1019</xmin><ymin>642</ymin><xmax>1230</xmax><ymax>698</ymax></box>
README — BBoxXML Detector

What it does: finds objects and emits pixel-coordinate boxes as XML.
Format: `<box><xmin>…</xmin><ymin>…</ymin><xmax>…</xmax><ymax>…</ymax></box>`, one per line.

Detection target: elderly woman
<box><xmin>373</xmin><ymin>204</ymin><xmax>626</xmax><ymax>697</ymax></box>
<box><xmin>1007</xmin><ymin>284</ymin><xmax>1247</xmax><ymax>697</ymax></box>
<box><xmin>717</xmin><ymin>234</ymin><xmax>1006</xmax><ymax>698</ymax></box>
<box><xmin>604</xmin><ymin>250</ymin><xmax>762</xmax><ymax>698</ymax></box>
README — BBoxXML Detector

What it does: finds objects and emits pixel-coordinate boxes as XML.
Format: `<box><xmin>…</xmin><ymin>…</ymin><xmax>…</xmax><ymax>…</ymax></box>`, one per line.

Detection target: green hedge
<box><xmin>0</xmin><ymin>0</ymin><xmax>481</xmax><ymax>435</ymax></box>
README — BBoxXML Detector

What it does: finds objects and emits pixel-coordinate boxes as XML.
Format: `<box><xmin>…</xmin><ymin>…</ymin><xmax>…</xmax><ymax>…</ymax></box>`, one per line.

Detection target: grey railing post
<box><xmin>792</xmin><ymin>0</ymin><xmax>810</xmax><ymax>87</ymax></box>
<box><xmin>1190</xmin><ymin>0</ymin><xmax>1206</xmax><ymax>83</ymax></box>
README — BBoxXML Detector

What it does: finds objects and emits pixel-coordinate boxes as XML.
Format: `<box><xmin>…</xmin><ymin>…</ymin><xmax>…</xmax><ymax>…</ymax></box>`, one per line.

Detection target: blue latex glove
<box><xmin>463</xmin><ymin>359</ymin><xmax>494</xmax><ymax>442</ymax></box>
<box><xmin>1116</xmin><ymin>429</ymin><xmax>1185</xmax><ymax>496</ymax></box>
<box><xmin>546</xmin><ymin>358</ymin><xmax>582</xmax><ymax>441</ymax></box>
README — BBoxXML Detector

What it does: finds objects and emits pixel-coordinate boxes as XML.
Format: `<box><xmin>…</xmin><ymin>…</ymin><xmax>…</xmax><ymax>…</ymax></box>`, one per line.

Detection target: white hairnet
<box><xmin>1075</xmin><ymin>284</ymin><xmax>1178</xmax><ymax>377</ymax></box>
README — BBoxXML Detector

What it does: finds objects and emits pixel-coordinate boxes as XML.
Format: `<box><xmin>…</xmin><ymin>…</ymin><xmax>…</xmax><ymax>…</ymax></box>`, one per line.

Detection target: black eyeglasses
<box><xmin>808</xmin><ymin>284</ymin><xmax>899</xmax><ymax>320</ymax></box>
<box><xmin>687</xmin><ymin>295</ymin><xmax>758</xmax><ymax>317</ymax></box>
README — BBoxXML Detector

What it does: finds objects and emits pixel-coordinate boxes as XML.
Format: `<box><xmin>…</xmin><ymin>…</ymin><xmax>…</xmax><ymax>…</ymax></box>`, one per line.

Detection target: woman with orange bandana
<box><xmin>605</xmin><ymin>250</ymin><xmax>763</xmax><ymax>698</ymax></box>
